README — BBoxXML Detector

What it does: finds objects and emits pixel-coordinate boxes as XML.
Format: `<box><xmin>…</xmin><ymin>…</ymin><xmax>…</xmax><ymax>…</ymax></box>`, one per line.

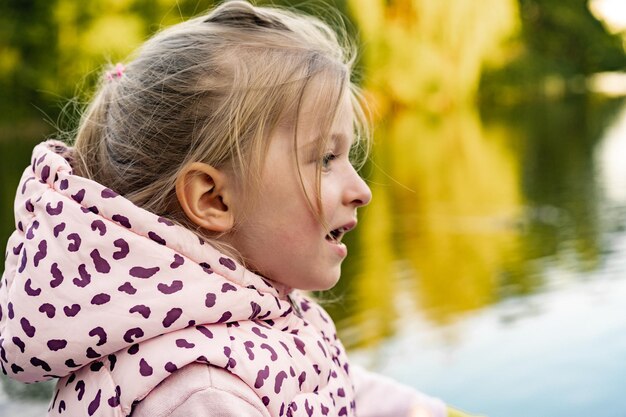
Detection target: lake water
<box><xmin>332</xmin><ymin>95</ymin><xmax>626</xmax><ymax>416</ymax></box>
<box><xmin>347</xmin><ymin>240</ymin><xmax>626</xmax><ymax>417</ymax></box>
<box><xmin>1</xmin><ymin>95</ymin><xmax>625</xmax><ymax>416</ymax></box>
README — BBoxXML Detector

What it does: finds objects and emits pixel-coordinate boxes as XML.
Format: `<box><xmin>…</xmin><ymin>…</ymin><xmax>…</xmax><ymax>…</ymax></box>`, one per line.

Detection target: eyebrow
<box><xmin>298</xmin><ymin>133</ymin><xmax>350</xmax><ymax>153</ymax></box>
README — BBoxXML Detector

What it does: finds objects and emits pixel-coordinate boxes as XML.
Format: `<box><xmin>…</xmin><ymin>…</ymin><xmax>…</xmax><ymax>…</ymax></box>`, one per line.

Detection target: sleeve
<box><xmin>150</xmin><ymin>387</ymin><xmax>266</xmax><ymax>417</ymax></box>
<box><xmin>351</xmin><ymin>365</ymin><xmax>448</xmax><ymax>417</ymax></box>
<box><xmin>132</xmin><ymin>363</ymin><xmax>270</xmax><ymax>417</ymax></box>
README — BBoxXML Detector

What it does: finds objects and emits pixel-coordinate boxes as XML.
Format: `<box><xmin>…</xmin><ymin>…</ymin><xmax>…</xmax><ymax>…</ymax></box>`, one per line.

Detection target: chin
<box><xmin>275</xmin><ymin>266</ymin><xmax>342</xmax><ymax>292</ymax></box>
<box><xmin>302</xmin><ymin>271</ymin><xmax>342</xmax><ymax>292</ymax></box>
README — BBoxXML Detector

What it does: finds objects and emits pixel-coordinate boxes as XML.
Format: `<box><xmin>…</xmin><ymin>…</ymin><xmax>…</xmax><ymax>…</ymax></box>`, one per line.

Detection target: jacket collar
<box><xmin>1</xmin><ymin>140</ymin><xmax>295</xmax><ymax>383</ymax></box>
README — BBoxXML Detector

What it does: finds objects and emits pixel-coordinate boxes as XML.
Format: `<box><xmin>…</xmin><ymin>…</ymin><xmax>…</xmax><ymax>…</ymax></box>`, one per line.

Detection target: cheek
<box><xmin>319</xmin><ymin>179</ymin><xmax>342</xmax><ymax>212</ymax></box>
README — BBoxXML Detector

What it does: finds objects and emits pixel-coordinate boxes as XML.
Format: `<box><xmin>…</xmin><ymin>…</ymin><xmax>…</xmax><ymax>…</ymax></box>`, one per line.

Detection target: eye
<box><xmin>321</xmin><ymin>153</ymin><xmax>338</xmax><ymax>170</ymax></box>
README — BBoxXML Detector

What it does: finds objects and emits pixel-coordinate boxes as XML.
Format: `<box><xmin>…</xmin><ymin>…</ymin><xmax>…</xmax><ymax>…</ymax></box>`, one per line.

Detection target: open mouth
<box><xmin>325</xmin><ymin>227</ymin><xmax>348</xmax><ymax>244</ymax></box>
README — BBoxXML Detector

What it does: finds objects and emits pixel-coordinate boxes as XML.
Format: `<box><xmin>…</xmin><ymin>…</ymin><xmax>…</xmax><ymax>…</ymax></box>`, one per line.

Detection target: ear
<box><xmin>175</xmin><ymin>162</ymin><xmax>235</xmax><ymax>233</ymax></box>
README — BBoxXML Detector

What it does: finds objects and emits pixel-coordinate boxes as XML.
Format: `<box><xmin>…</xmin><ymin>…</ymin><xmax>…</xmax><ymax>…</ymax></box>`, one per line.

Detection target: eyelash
<box><xmin>321</xmin><ymin>152</ymin><xmax>338</xmax><ymax>170</ymax></box>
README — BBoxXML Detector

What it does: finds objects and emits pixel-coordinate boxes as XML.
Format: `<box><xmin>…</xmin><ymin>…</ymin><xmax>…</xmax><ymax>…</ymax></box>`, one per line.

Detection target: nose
<box><xmin>345</xmin><ymin>166</ymin><xmax>372</xmax><ymax>208</ymax></box>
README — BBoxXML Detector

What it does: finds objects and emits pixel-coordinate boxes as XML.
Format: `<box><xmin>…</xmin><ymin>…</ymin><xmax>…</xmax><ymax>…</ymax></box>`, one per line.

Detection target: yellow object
<box><xmin>448</xmin><ymin>406</ymin><xmax>486</xmax><ymax>417</ymax></box>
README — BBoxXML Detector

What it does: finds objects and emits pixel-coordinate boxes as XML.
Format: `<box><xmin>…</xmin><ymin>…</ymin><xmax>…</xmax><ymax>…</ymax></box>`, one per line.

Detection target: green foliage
<box><xmin>481</xmin><ymin>0</ymin><xmax>626</xmax><ymax>102</ymax></box>
<box><xmin>520</xmin><ymin>0</ymin><xmax>625</xmax><ymax>75</ymax></box>
<box><xmin>0</xmin><ymin>0</ymin><xmax>60</xmax><ymax>121</ymax></box>
<box><xmin>2</xmin><ymin>0</ymin><xmax>623</xmax><ymax>121</ymax></box>
<box><xmin>0</xmin><ymin>0</ymin><xmax>355</xmax><ymax>127</ymax></box>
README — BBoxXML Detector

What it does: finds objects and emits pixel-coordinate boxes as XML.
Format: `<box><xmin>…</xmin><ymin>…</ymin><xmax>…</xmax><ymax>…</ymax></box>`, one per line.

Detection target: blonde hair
<box><xmin>72</xmin><ymin>0</ymin><xmax>369</xmax><ymax>257</ymax></box>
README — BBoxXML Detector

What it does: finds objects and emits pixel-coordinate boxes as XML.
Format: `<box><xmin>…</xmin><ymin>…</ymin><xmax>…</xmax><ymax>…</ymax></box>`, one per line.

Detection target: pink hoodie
<box><xmin>0</xmin><ymin>141</ymin><xmax>447</xmax><ymax>417</ymax></box>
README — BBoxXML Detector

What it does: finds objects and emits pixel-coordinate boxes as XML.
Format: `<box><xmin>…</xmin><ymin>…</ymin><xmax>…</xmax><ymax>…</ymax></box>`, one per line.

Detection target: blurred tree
<box><xmin>2</xmin><ymin>0</ymin><xmax>625</xmax><ymax>122</ymax></box>
<box><xmin>349</xmin><ymin>0</ymin><xmax>519</xmax><ymax>113</ymax></box>
<box><xmin>0</xmin><ymin>0</ymin><xmax>352</xmax><ymax>127</ymax></box>
<box><xmin>520</xmin><ymin>0</ymin><xmax>625</xmax><ymax>75</ymax></box>
<box><xmin>0</xmin><ymin>0</ymin><xmax>60</xmax><ymax>121</ymax></box>
<box><xmin>481</xmin><ymin>0</ymin><xmax>626</xmax><ymax>102</ymax></box>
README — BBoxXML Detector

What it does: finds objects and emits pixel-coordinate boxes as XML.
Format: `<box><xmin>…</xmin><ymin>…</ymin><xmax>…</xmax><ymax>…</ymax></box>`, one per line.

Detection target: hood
<box><xmin>0</xmin><ymin>140</ymin><xmax>293</xmax><ymax>383</ymax></box>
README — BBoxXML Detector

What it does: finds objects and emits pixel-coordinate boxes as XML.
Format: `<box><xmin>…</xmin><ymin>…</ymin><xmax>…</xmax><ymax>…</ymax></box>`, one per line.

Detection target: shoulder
<box><xmin>132</xmin><ymin>363</ymin><xmax>270</xmax><ymax>417</ymax></box>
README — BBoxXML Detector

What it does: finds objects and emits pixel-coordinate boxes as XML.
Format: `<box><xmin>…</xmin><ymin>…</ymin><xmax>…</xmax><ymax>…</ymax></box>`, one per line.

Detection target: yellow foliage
<box><xmin>0</xmin><ymin>47</ymin><xmax>19</xmax><ymax>76</ymax></box>
<box><xmin>55</xmin><ymin>0</ymin><xmax>80</xmax><ymax>53</ymax></box>
<box><xmin>80</xmin><ymin>14</ymin><xmax>145</xmax><ymax>58</ymax></box>
<box><xmin>102</xmin><ymin>0</ymin><xmax>136</xmax><ymax>12</ymax></box>
<box><xmin>349</xmin><ymin>0</ymin><xmax>520</xmax><ymax>111</ymax></box>
<box><xmin>52</xmin><ymin>0</ymin><xmax>147</xmax><ymax>93</ymax></box>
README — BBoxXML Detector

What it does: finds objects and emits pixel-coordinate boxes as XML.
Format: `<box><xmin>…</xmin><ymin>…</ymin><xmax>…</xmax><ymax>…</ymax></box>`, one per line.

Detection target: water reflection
<box><xmin>332</xmin><ymin>96</ymin><xmax>626</xmax><ymax>416</ymax></box>
<box><xmin>333</xmin><ymin>96</ymin><xmax>625</xmax><ymax>346</ymax></box>
<box><xmin>350</xmin><ymin>262</ymin><xmax>626</xmax><ymax>417</ymax></box>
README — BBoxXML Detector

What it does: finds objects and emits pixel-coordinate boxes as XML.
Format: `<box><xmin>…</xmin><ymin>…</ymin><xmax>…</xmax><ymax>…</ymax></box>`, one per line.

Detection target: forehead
<box><xmin>296</xmin><ymin>84</ymin><xmax>354</xmax><ymax>140</ymax></box>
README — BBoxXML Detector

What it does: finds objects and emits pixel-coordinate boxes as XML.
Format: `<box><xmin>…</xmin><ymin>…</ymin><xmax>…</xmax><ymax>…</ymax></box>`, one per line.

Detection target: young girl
<box><xmin>0</xmin><ymin>2</ymin><xmax>480</xmax><ymax>416</ymax></box>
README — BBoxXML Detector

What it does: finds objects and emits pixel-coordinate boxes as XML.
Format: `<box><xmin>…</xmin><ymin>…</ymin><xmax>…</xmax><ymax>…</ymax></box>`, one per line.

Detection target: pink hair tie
<box><xmin>106</xmin><ymin>63</ymin><xmax>126</xmax><ymax>81</ymax></box>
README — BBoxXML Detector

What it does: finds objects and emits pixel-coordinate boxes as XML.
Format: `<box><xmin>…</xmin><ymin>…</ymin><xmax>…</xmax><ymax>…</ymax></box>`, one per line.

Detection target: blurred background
<box><xmin>1</xmin><ymin>0</ymin><xmax>626</xmax><ymax>416</ymax></box>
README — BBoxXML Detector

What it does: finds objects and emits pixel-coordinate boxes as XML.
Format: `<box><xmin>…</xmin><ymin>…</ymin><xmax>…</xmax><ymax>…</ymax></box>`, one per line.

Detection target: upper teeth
<box><xmin>329</xmin><ymin>227</ymin><xmax>346</xmax><ymax>240</ymax></box>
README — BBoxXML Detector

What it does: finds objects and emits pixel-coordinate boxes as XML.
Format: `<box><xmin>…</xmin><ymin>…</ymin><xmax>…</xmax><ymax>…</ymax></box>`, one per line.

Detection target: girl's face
<box><xmin>227</xmin><ymin>91</ymin><xmax>372</xmax><ymax>291</ymax></box>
